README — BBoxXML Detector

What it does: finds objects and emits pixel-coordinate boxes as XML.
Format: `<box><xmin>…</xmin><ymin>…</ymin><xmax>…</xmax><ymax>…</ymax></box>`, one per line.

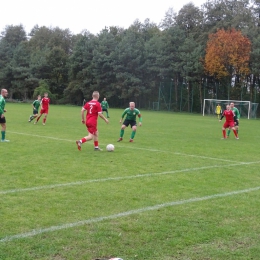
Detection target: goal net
<box><xmin>203</xmin><ymin>99</ymin><xmax>259</xmax><ymax>119</ymax></box>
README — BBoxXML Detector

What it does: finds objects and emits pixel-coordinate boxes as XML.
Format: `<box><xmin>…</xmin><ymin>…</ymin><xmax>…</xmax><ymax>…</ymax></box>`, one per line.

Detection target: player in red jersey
<box><xmin>76</xmin><ymin>91</ymin><xmax>109</xmax><ymax>151</ymax></box>
<box><xmin>34</xmin><ymin>92</ymin><xmax>50</xmax><ymax>125</ymax></box>
<box><xmin>219</xmin><ymin>105</ymin><xmax>239</xmax><ymax>139</ymax></box>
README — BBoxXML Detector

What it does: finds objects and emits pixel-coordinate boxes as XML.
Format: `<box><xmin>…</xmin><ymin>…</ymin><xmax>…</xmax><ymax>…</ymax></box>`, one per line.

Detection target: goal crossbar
<box><xmin>203</xmin><ymin>99</ymin><xmax>258</xmax><ymax>119</ymax></box>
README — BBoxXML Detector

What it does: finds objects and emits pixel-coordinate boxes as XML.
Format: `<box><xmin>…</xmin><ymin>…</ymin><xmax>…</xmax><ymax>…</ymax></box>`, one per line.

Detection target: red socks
<box><xmin>81</xmin><ymin>138</ymin><xmax>87</xmax><ymax>144</ymax></box>
<box><xmin>222</xmin><ymin>130</ymin><xmax>226</xmax><ymax>138</ymax></box>
<box><xmin>80</xmin><ymin>139</ymin><xmax>98</xmax><ymax>146</ymax></box>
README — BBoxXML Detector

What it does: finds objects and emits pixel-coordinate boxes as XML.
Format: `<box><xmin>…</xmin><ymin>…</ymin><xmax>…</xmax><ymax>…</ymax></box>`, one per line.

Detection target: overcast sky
<box><xmin>1</xmin><ymin>0</ymin><xmax>206</xmax><ymax>35</ymax></box>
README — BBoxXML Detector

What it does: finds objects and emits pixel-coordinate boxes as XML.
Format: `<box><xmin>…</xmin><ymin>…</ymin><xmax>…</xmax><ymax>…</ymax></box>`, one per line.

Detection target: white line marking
<box><xmin>118</xmin><ymin>146</ymin><xmax>236</xmax><ymax>163</ymax></box>
<box><xmin>174</xmin><ymin>152</ymin><xmax>236</xmax><ymax>163</ymax></box>
<box><xmin>1</xmin><ymin>186</ymin><xmax>260</xmax><ymax>243</ymax></box>
<box><xmin>9</xmin><ymin>131</ymin><xmax>240</xmax><ymax>162</ymax></box>
<box><xmin>9</xmin><ymin>131</ymin><xmax>73</xmax><ymax>142</ymax></box>
<box><xmin>116</xmin><ymin>145</ymin><xmax>164</xmax><ymax>152</ymax></box>
<box><xmin>1</xmin><ymin>161</ymin><xmax>259</xmax><ymax>195</ymax></box>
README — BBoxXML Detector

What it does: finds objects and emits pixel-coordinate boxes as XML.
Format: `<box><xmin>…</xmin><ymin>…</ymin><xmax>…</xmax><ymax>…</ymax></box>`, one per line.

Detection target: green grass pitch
<box><xmin>1</xmin><ymin>103</ymin><xmax>260</xmax><ymax>260</ymax></box>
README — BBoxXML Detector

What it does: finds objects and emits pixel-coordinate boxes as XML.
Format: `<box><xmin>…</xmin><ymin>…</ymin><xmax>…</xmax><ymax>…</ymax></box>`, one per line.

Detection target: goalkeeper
<box><xmin>227</xmin><ymin>102</ymin><xmax>240</xmax><ymax>137</ymax></box>
<box><xmin>215</xmin><ymin>104</ymin><xmax>222</xmax><ymax>119</ymax></box>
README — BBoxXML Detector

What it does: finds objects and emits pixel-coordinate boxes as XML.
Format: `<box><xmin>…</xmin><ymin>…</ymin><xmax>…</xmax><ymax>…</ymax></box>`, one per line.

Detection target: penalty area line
<box><xmin>1</xmin><ymin>186</ymin><xmax>260</xmax><ymax>243</ymax></box>
<box><xmin>1</xmin><ymin>160</ymin><xmax>260</xmax><ymax>195</ymax></box>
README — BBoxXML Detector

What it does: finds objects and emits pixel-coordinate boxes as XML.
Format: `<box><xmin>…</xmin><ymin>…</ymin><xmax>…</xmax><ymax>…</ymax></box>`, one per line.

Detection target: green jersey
<box><xmin>33</xmin><ymin>100</ymin><xmax>41</xmax><ymax>110</ymax></box>
<box><xmin>0</xmin><ymin>95</ymin><xmax>6</xmax><ymax>115</ymax></box>
<box><xmin>122</xmin><ymin>108</ymin><xmax>142</xmax><ymax>122</ymax></box>
<box><xmin>231</xmin><ymin>107</ymin><xmax>240</xmax><ymax>119</ymax></box>
<box><xmin>101</xmin><ymin>100</ymin><xmax>109</xmax><ymax>109</ymax></box>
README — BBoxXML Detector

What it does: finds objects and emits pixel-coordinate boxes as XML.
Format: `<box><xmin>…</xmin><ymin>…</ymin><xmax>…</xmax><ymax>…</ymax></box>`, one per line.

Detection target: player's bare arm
<box><xmin>81</xmin><ymin>108</ymin><xmax>86</xmax><ymax>123</ymax></box>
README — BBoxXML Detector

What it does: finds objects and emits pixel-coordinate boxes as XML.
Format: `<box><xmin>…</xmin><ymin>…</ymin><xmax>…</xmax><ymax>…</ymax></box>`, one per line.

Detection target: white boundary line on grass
<box><xmin>9</xmin><ymin>131</ymin><xmax>73</xmax><ymax>142</ymax></box>
<box><xmin>1</xmin><ymin>185</ymin><xmax>260</xmax><ymax>243</ymax></box>
<box><xmin>9</xmin><ymin>131</ymin><xmax>240</xmax><ymax>163</ymax></box>
<box><xmin>174</xmin><ymin>152</ymin><xmax>236</xmax><ymax>162</ymax></box>
<box><xmin>117</xmin><ymin>145</ymin><xmax>236</xmax><ymax>163</ymax></box>
<box><xmin>1</xmin><ymin>161</ymin><xmax>259</xmax><ymax>195</ymax></box>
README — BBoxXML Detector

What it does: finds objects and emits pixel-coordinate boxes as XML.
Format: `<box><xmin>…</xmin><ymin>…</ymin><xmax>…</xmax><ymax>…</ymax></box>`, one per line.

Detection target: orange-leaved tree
<box><xmin>204</xmin><ymin>28</ymin><xmax>251</xmax><ymax>79</ymax></box>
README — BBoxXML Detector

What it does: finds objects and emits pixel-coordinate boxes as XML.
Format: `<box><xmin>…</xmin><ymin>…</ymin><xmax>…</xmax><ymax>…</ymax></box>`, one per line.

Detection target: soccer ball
<box><xmin>106</xmin><ymin>144</ymin><xmax>115</xmax><ymax>152</ymax></box>
<box><xmin>109</xmin><ymin>258</ymin><xmax>123</xmax><ymax>260</ymax></box>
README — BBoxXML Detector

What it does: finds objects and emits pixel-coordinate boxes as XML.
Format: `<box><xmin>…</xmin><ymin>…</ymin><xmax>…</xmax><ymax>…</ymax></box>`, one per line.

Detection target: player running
<box><xmin>28</xmin><ymin>95</ymin><xmax>41</xmax><ymax>122</ymax></box>
<box><xmin>76</xmin><ymin>91</ymin><xmax>109</xmax><ymax>151</ymax></box>
<box><xmin>34</xmin><ymin>92</ymin><xmax>50</xmax><ymax>125</ymax></box>
<box><xmin>219</xmin><ymin>105</ymin><xmax>239</xmax><ymax>139</ymax></box>
<box><xmin>227</xmin><ymin>102</ymin><xmax>240</xmax><ymax>138</ymax></box>
<box><xmin>117</xmin><ymin>102</ymin><xmax>142</xmax><ymax>142</ymax></box>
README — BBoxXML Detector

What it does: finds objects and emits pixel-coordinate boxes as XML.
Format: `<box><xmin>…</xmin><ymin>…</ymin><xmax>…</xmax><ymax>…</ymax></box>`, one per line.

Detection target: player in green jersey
<box><xmin>0</xmin><ymin>89</ymin><xmax>10</xmax><ymax>142</ymax></box>
<box><xmin>28</xmin><ymin>95</ymin><xmax>41</xmax><ymax>122</ymax></box>
<box><xmin>117</xmin><ymin>102</ymin><xmax>142</xmax><ymax>142</ymax></box>
<box><xmin>101</xmin><ymin>97</ymin><xmax>110</xmax><ymax>118</ymax></box>
<box><xmin>227</xmin><ymin>102</ymin><xmax>240</xmax><ymax>138</ymax></box>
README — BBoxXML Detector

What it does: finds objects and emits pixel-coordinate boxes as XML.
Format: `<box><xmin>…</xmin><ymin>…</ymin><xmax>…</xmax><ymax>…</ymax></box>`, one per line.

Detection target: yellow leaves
<box><xmin>204</xmin><ymin>28</ymin><xmax>251</xmax><ymax>79</ymax></box>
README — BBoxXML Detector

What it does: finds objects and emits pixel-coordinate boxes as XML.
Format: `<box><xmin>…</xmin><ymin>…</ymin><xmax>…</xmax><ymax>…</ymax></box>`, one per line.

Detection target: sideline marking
<box><xmin>9</xmin><ymin>131</ymin><xmax>240</xmax><ymax>163</ymax></box>
<box><xmin>1</xmin><ymin>161</ymin><xmax>259</xmax><ymax>195</ymax></box>
<box><xmin>1</xmin><ymin>186</ymin><xmax>260</xmax><ymax>243</ymax></box>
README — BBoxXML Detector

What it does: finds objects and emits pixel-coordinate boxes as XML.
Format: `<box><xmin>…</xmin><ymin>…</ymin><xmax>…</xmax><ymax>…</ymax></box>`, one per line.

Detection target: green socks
<box><xmin>120</xmin><ymin>130</ymin><xmax>136</xmax><ymax>139</ymax></box>
<box><xmin>227</xmin><ymin>129</ymin><xmax>231</xmax><ymax>136</ymax></box>
<box><xmin>120</xmin><ymin>129</ymin><xmax>136</xmax><ymax>139</ymax></box>
<box><xmin>131</xmin><ymin>131</ymin><xmax>136</xmax><ymax>139</ymax></box>
<box><xmin>120</xmin><ymin>129</ymin><xmax>124</xmax><ymax>137</ymax></box>
<box><xmin>1</xmin><ymin>130</ymin><xmax>5</xmax><ymax>140</ymax></box>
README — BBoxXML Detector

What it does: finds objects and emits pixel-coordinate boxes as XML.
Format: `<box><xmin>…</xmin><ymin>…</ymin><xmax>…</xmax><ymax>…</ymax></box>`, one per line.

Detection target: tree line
<box><xmin>1</xmin><ymin>0</ymin><xmax>260</xmax><ymax>114</ymax></box>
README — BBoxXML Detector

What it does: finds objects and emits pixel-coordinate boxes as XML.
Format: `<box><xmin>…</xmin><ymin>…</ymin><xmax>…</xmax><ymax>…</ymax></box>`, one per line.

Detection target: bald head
<box><xmin>92</xmin><ymin>91</ymin><xmax>100</xmax><ymax>100</ymax></box>
<box><xmin>1</xmin><ymin>89</ymin><xmax>8</xmax><ymax>97</ymax></box>
<box><xmin>129</xmin><ymin>102</ymin><xmax>135</xmax><ymax>110</ymax></box>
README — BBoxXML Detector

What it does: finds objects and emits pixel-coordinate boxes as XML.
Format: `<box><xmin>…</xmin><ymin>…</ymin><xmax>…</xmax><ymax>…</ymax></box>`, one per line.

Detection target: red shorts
<box><xmin>40</xmin><ymin>108</ymin><xmax>49</xmax><ymax>114</ymax></box>
<box><xmin>223</xmin><ymin>121</ymin><xmax>234</xmax><ymax>128</ymax></box>
<box><xmin>86</xmin><ymin>122</ymin><xmax>97</xmax><ymax>135</ymax></box>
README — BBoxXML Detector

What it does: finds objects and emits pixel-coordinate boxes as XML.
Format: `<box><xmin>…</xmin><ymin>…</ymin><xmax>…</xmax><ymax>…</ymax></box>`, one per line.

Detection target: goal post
<box><xmin>203</xmin><ymin>99</ymin><xmax>259</xmax><ymax>119</ymax></box>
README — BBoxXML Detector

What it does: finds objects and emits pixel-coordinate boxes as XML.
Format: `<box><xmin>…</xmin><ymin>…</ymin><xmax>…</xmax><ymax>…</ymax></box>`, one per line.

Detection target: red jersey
<box><xmin>41</xmin><ymin>97</ymin><xmax>50</xmax><ymax>109</ymax></box>
<box><xmin>222</xmin><ymin>110</ymin><xmax>235</xmax><ymax>122</ymax></box>
<box><xmin>83</xmin><ymin>100</ymin><xmax>102</xmax><ymax>123</ymax></box>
